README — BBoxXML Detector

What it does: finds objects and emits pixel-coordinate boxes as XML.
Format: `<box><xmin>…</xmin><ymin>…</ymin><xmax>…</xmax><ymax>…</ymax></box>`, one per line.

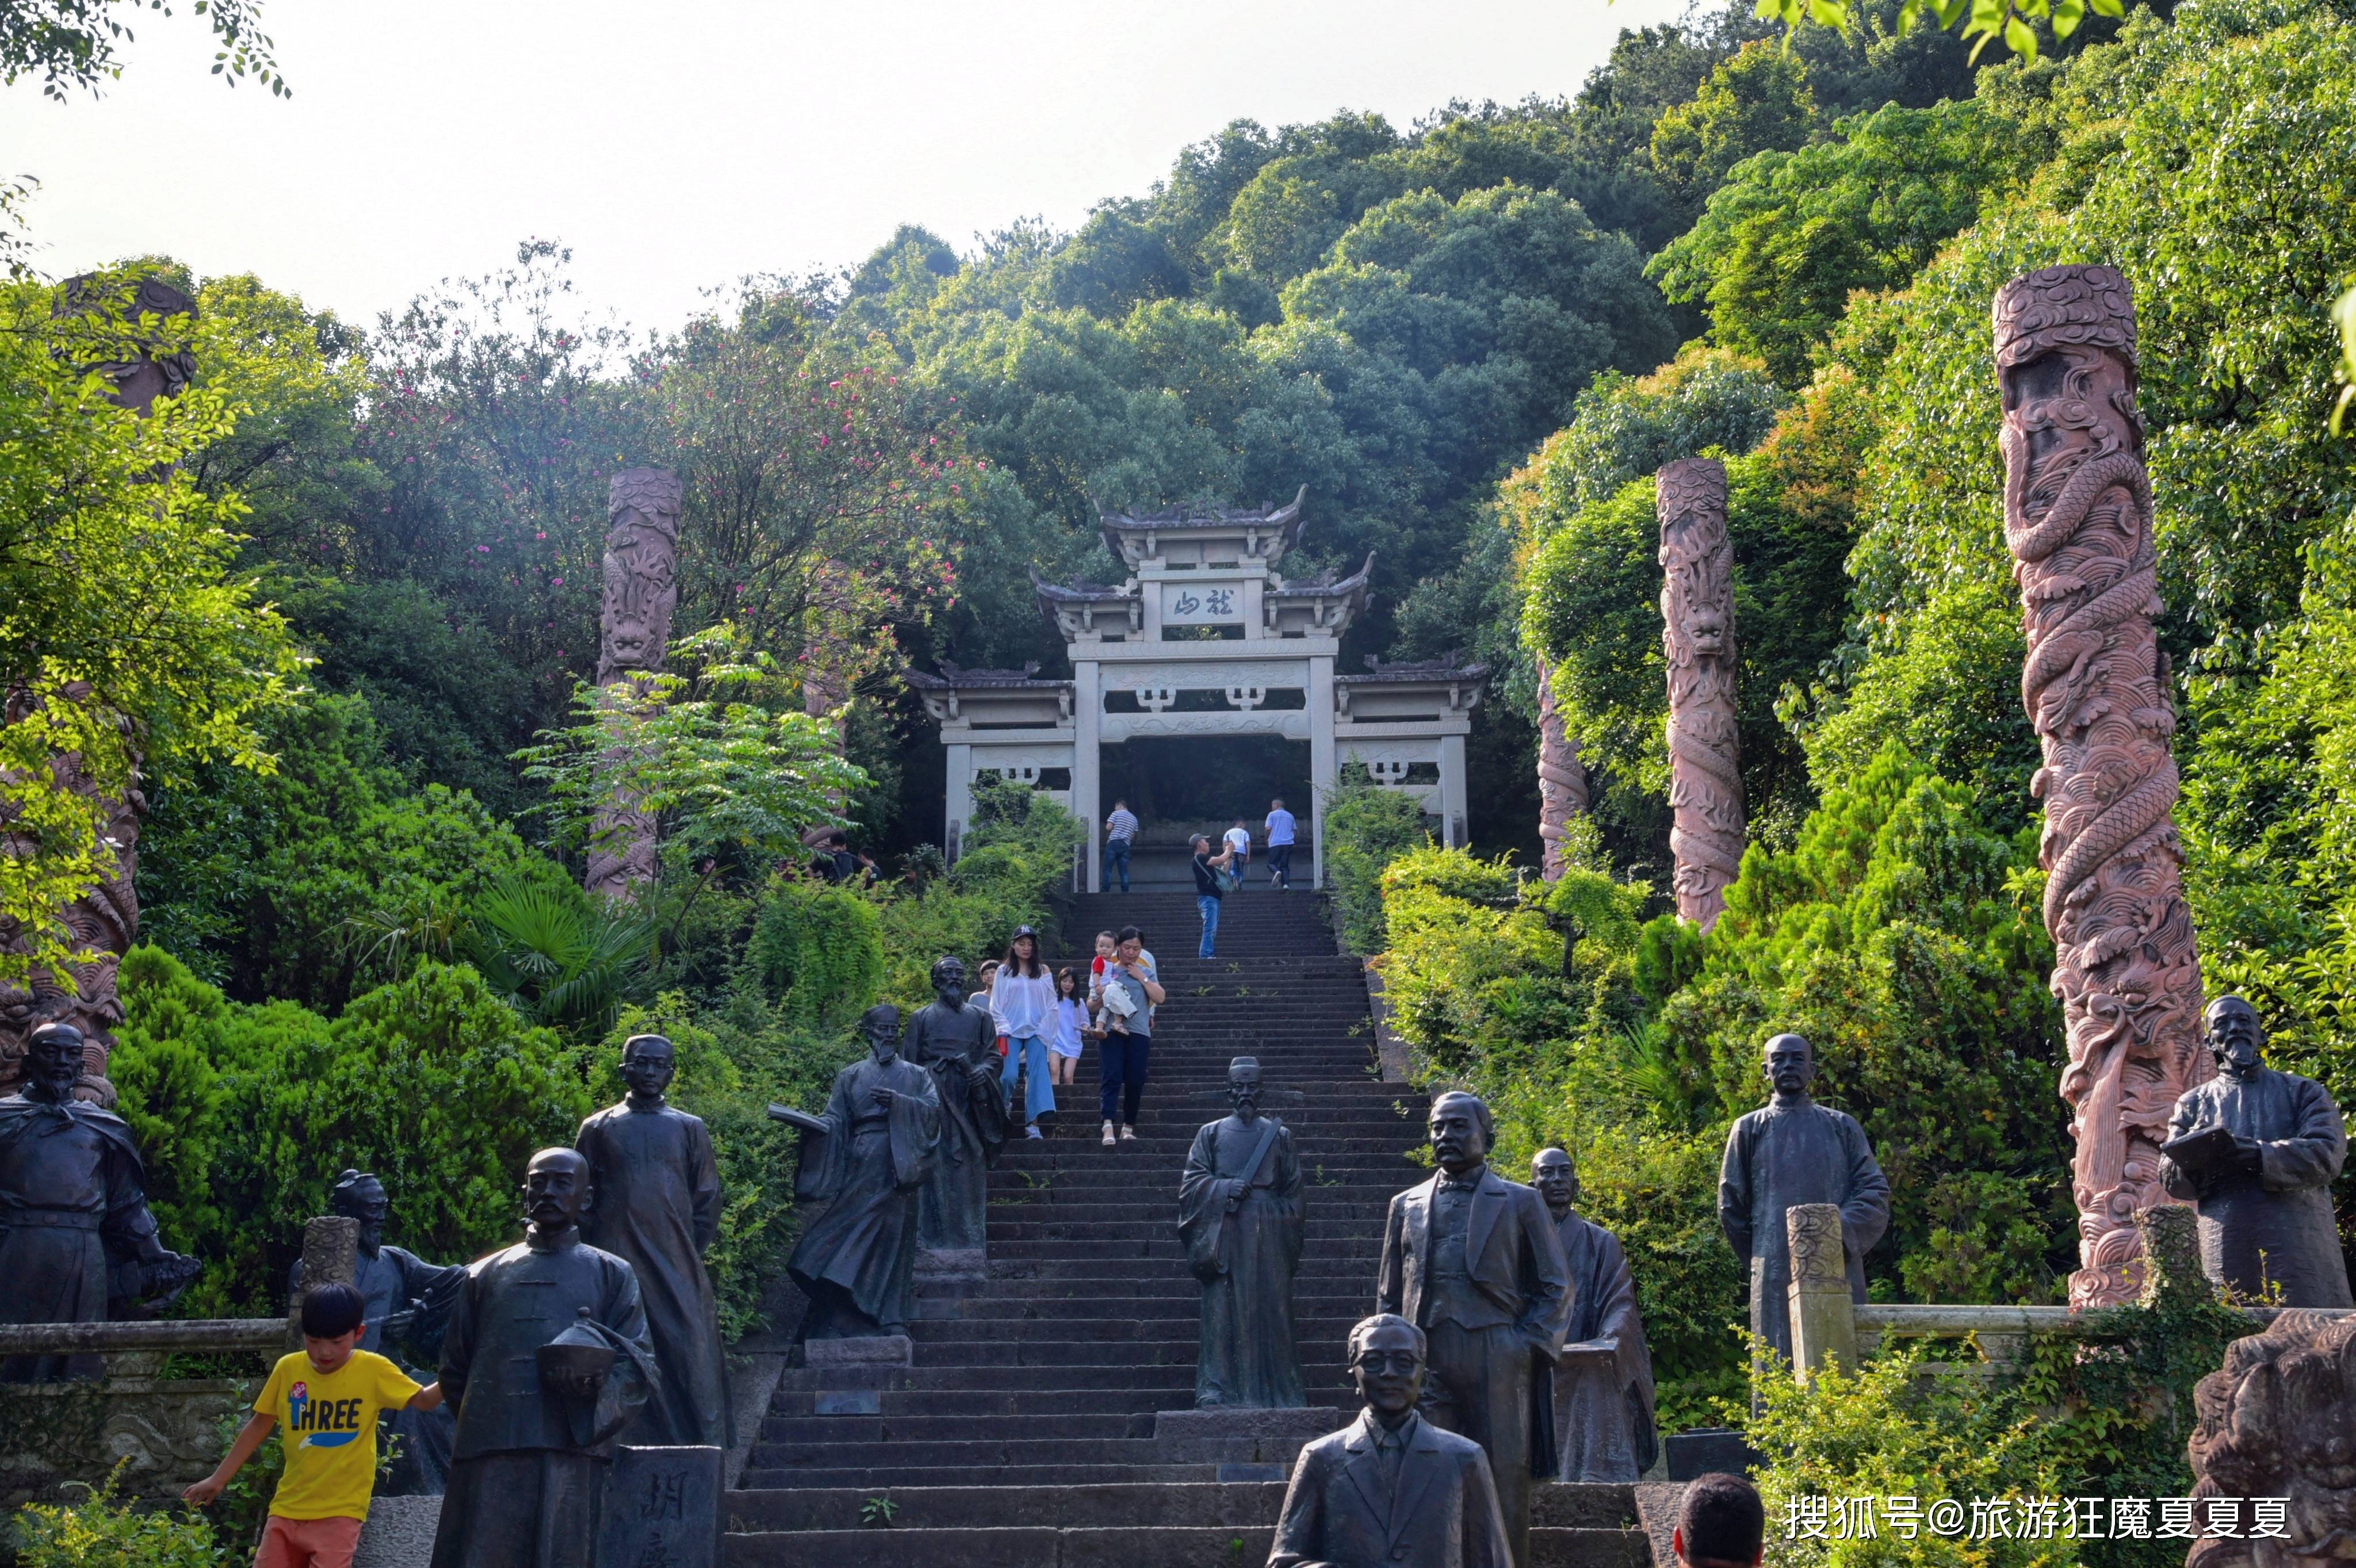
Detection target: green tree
<box><xmin>1649</xmin><ymin>40</ymin><xmax>1819</xmax><ymax>209</ymax></box>
<box><xmin>1649</xmin><ymin>99</ymin><xmax>2028</xmax><ymax>384</ymax></box>
<box><xmin>0</xmin><ymin>271</ymin><xmax>305</xmax><ymax>988</ymax></box>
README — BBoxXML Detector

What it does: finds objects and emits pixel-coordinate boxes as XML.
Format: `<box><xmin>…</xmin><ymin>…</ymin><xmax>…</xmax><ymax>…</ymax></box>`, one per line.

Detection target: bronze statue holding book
<box><xmin>2160</xmin><ymin>997</ymin><xmax>2352</xmax><ymax>1307</ymax></box>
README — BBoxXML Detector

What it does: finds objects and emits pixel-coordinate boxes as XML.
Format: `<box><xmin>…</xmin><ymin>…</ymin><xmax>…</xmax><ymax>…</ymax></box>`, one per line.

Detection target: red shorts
<box><xmin>256</xmin><ymin>1514</ymin><xmax>361</xmax><ymax>1568</ymax></box>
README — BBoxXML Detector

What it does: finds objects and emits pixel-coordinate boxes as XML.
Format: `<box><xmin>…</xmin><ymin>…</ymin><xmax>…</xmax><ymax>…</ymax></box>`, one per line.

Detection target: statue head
<box><xmin>330</xmin><ymin>1169</ymin><xmax>391</xmax><ymax>1256</ymax></box>
<box><xmin>620</xmin><ymin>1033</ymin><xmax>676</xmax><ymax>1103</ymax></box>
<box><xmin>1347</xmin><ymin>1313</ymin><xmax>1428</xmax><ymax>1423</ymax></box>
<box><xmin>1531</xmin><ymin>1147</ymin><xmax>1580</xmax><ymax>1217</ymax></box>
<box><xmin>1228</xmin><ymin>1057</ymin><xmax>1264</xmax><ymax>1123</ymax></box>
<box><xmin>597</xmin><ymin>468</ymin><xmax>682</xmax><ymax>684</ymax></box>
<box><xmin>1428</xmin><ymin>1091</ymin><xmax>1494</xmax><ymax>1176</ymax></box>
<box><xmin>929</xmin><ymin>957</ymin><xmax>967</xmax><ymax>1008</ymax></box>
<box><xmin>2203</xmin><ymin>996</ymin><xmax>2265</xmax><ymax>1083</ymax></box>
<box><xmin>22</xmin><ymin>1022</ymin><xmax>83</xmax><ymax>1104</ymax></box>
<box><xmin>860</xmin><ymin>1004</ymin><xmax>903</xmax><ymax>1066</ymax></box>
<box><xmin>521</xmin><ymin>1147</ymin><xmax>592</xmax><ymax>1236</ymax></box>
<box><xmin>1764</xmin><ymin>1033</ymin><xmax>1815</xmax><ymax>1102</ymax></box>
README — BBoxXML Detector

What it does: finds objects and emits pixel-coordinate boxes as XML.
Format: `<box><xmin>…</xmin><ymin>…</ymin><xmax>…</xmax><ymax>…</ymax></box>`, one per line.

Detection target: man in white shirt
<box><xmin>1102</xmin><ymin>798</ymin><xmax>1140</xmax><ymax>894</ymax></box>
<box><xmin>1264</xmin><ymin>798</ymin><xmax>1298</xmax><ymax>891</ymax></box>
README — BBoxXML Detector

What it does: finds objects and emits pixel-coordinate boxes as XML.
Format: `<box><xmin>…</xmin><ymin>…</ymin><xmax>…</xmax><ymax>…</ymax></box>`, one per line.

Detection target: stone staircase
<box><xmin>725</xmin><ymin>890</ymin><xmax>1652</xmax><ymax>1567</ymax></box>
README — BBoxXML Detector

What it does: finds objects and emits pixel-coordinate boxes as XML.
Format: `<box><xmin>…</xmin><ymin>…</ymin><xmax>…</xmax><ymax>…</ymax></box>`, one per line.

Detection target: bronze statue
<box><xmin>902</xmin><ymin>957</ymin><xmax>1009</xmax><ymax>1252</ymax></box>
<box><xmin>1531</xmin><ymin>1149</ymin><xmax>1657</xmax><ymax>1483</ymax></box>
<box><xmin>289</xmin><ymin>1170</ymin><xmax>464</xmax><ymax>1494</ymax></box>
<box><xmin>1659</xmin><ymin>457</ymin><xmax>1742</xmax><ymax>932</ymax></box>
<box><xmin>1717</xmin><ymin>1034</ymin><xmax>1890</xmax><ymax>1366</ymax></box>
<box><xmin>586</xmin><ymin>467</ymin><xmax>682</xmax><ymax>902</ymax></box>
<box><xmin>1267</xmin><ymin>1313</ymin><xmax>1513</xmax><ymax>1568</ymax></box>
<box><xmin>2160</xmin><ymin>997</ymin><xmax>2352</xmax><ymax>1307</ymax></box>
<box><xmin>786</xmin><ymin>1005</ymin><xmax>941</xmax><ymax>1340</ymax></box>
<box><xmin>0</xmin><ymin>1022</ymin><xmax>196</xmax><ymax>1380</ymax></box>
<box><xmin>429</xmin><ymin>1148</ymin><xmax>654</xmax><ymax>1568</ymax></box>
<box><xmin>1995</xmin><ymin>263</ymin><xmax>2212</xmax><ymax>1309</ymax></box>
<box><xmin>1377</xmin><ymin>1091</ymin><xmax>1570</xmax><ymax>1568</ymax></box>
<box><xmin>576</xmin><ymin>1033</ymin><xmax>733</xmax><ymax>1445</ymax></box>
<box><xmin>1179</xmin><ymin>1057</ymin><xmax>1306</xmax><ymax>1409</ymax></box>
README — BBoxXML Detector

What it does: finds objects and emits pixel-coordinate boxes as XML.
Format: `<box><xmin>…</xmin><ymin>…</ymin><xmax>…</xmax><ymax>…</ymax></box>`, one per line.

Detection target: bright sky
<box><xmin>0</xmin><ymin>0</ymin><xmax>1689</xmax><ymax>336</ymax></box>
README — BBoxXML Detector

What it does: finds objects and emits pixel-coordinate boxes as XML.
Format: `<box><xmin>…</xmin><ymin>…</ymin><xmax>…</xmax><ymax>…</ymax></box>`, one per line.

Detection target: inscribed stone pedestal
<box><xmin>596</xmin><ymin>1445</ymin><xmax>721</xmax><ymax>1568</ymax></box>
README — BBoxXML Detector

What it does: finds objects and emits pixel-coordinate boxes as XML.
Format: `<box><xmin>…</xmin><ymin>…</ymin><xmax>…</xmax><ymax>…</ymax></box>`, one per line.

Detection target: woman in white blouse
<box><xmin>990</xmin><ymin>926</ymin><xmax>1060</xmax><ymax>1139</ymax></box>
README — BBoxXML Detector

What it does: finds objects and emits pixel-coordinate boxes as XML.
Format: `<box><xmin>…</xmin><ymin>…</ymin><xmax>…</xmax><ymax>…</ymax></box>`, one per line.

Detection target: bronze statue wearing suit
<box><xmin>1268</xmin><ymin>1313</ymin><xmax>1512</xmax><ymax>1568</ymax></box>
<box><xmin>1377</xmin><ymin>1092</ymin><xmax>1571</xmax><ymax>1568</ymax></box>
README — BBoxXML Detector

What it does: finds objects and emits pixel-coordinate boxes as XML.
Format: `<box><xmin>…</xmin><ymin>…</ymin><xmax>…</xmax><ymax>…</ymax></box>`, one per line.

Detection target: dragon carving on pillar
<box><xmin>1994</xmin><ymin>263</ymin><xmax>2208</xmax><ymax>1309</ymax></box>
<box><xmin>586</xmin><ymin>468</ymin><xmax>681</xmax><ymax>904</ymax></box>
<box><xmin>1534</xmin><ymin>656</ymin><xmax>1588</xmax><ymax>881</ymax></box>
<box><xmin>1659</xmin><ymin>458</ymin><xmax>1743</xmax><ymax>931</ymax></box>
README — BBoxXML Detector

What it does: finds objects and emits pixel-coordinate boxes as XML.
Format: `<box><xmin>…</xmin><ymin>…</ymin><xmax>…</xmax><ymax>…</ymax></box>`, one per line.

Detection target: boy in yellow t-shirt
<box><xmin>182</xmin><ymin>1282</ymin><xmax>445</xmax><ymax>1568</ymax></box>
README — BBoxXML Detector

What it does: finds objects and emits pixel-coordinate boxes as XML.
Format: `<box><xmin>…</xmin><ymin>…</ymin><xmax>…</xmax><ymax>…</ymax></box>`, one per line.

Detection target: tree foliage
<box><xmin>0</xmin><ymin>271</ymin><xmax>305</xmax><ymax>987</ymax></box>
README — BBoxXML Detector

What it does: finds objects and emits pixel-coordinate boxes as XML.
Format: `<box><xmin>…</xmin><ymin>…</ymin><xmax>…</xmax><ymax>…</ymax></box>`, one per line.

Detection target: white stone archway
<box><xmin>907</xmin><ymin>492</ymin><xmax>1487</xmax><ymax>886</ymax></box>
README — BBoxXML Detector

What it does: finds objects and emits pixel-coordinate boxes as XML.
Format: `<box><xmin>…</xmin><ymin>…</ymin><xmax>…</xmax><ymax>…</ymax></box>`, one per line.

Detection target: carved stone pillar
<box><xmin>288</xmin><ymin>1214</ymin><xmax>359</xmax><ymax>1349</ymax></box>
<box><xmin>1534</xmin><ymin>656</ymin><xmax>1589</xmax><ymax>881</ymax></box>
<box><xmin>1784</xmin><ymin>1203</ymin><xmax>1858</xmax><ymax>1380</ymax></box>
<box><xmin>0</xmin><ymin>276</ymin><xmax>197</xmax><ymax>1104</ymax></box>
<box><xmin>1658</xmin><ymin>458</ymin><xmax>1742</xmax><ymax>931</ymax></box>
<box><xmin>1994</xmin><ymin>265</ymin><xmax>2209</xmax><ymax>1310</ymax></box>
<box><xmin>586</xmin><ymin>468</ymin><xmax>681</xmax><ymax>904</ymax></box>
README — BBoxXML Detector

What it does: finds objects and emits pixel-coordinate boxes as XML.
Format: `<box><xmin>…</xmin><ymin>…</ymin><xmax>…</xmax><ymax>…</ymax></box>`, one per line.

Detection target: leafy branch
<box><xmin>1753</xmin><ymin>0</ymin><xmax>2125</xmax><ymax>64</ymax></box>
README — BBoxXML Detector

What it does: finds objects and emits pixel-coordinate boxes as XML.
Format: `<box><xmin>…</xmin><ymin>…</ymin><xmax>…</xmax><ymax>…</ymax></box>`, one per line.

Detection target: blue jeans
<box><xmin>1099</xmin><ymin>1031</ymin><xmax>1150</xmax><ymax>1126</ymax></box>
<box><xmin>1000</xmin><ymin>1034</ymin><xmax>1055</xmax><ymax>1125</ymax></box>
<box><xmin>1101</xmin><ymin>838</ymin><xmax>1131</xmax><ymax>892</ymax></box>
<box><xmin>1198</xmin><ymin>894</ymin><xmax>1221</xmax><ymax>957</ymax></box>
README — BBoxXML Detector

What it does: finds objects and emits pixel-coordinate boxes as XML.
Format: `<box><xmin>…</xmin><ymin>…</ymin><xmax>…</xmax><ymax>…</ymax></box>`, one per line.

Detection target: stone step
<box><xmin>727</xmin><ymin>1482</ymin><xmax>1636</xmax><ymax>1532</ymax></box>
<box><xmin>723</xmin><ymin>1524</ymin><xmax>1649</xmax><ymax>1568</ymax></box>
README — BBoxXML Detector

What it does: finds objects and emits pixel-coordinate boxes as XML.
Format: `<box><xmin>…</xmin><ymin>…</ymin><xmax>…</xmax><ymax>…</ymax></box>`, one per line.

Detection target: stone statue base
<box><xmin>1152</xmin><ymin>1405</ymin><xmax>1347</xmax><ymax>1475</ymax></box>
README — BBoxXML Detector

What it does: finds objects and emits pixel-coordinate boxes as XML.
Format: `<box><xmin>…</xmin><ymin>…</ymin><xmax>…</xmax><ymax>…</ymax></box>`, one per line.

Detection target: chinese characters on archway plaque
<box><xmin>1162</xmin><ymin>584</ymin><xmax>1241</xmax><ymax>623</ymax></box>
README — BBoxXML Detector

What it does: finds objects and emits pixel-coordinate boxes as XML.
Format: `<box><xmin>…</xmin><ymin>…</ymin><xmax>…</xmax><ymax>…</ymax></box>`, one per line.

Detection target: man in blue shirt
<box><xmin>1102</xmin><ymin>798</ymin><xmax>1139</xmax><ymax>893</ymax></box>
<box><xmin>1264</xmin><ymin>799</ymin><xmax>1298</xmax><ymax>891</ymax></box>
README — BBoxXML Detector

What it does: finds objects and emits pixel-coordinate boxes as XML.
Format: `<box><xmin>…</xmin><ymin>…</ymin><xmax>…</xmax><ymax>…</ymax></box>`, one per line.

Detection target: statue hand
<box><xmin>2235</xmin><ymin>1135</ymin><xmax>2264</xmax><ymax>1174</ymax></box>
<box><xmin>871</xmin><ymin>1087</ymin><xmax>898</xmax><ymax>1108</ymax></box>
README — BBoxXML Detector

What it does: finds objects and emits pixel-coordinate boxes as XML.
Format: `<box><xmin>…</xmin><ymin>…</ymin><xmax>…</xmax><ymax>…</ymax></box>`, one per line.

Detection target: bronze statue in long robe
<box><xmin>787</xmin><ymin>1006</ymin><xmax>940</xmax><ymax>1340</ymax></box>
<box><xmin>1532</xmin><ymin>1149</ymin><xmax>1656</xmax><ymax>1483</ymax></box>
<box><xmin>1717</xmin><ymin>1035</ymin><xmax>1890</xmax><ymax>1363</ymax></box>
<box><xmin>576</xmin><ymin>1033</ymin><xmax>732</xmax><ymax>1446</ymax></box>
<box><xmin>902</xmin><ymin>958</ymin><xmax>1008</xmax><ymax>1252</ymax></box>
<box><xmin>1179</xmin><ymin>1058</ymin><xmax>1305</xmax><ymax>1409</ymax></box>
<box><xmin>2161</xmin><ymin>997</ymin><xmax>2353</xmax><ymax>1307</ymax></box>
<box><xmin>431</xmin><ymin>1149</ymin><xmax>653</xmax><ymax>1568</ymax></box>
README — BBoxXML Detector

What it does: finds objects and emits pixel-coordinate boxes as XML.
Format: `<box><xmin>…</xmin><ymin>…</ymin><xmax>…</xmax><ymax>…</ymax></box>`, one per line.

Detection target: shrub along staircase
<box><xmin>725</xmin><ymin>889</ymin><xmax>1653</xmax><ymax>1567</ymax></box>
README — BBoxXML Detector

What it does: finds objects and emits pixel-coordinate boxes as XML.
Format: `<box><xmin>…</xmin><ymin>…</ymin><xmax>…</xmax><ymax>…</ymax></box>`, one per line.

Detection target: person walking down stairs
<box><xmin>990</xmin><ymin>927</ymin><xmax>1057</xmax><ymax>1140</ymax></box>
<box><xmin>1095</xmin><ymin>927</ymin><xmax>1162</xmax><ymax>1145</ymax></box>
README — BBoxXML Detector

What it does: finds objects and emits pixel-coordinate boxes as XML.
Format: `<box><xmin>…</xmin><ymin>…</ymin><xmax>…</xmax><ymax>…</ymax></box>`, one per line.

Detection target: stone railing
<box><xmin>0</xmin><ymin>1215</ymin><xmax>357</xmax><ymax>1506</ymax></box>
<box><xmin>1783</xmin><ymin>1203</ymin><xmax>2356</xmax><ymax>1382</ymax></box>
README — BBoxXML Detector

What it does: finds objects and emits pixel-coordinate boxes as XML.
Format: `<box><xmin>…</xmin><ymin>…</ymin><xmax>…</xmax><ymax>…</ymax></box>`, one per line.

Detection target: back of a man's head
<box><xmin>1676</xmin><ymin>1473</ymin><xmax>1765</xmax><ymax>1568</ymax></box>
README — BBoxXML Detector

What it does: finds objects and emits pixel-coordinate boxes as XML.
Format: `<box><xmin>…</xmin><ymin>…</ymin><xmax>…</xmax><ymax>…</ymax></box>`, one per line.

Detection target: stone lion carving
<box><xmin>2187</xmin><ymin>1311</ymin><xmax>2356</xmax><ymax>1568</ymax></box>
